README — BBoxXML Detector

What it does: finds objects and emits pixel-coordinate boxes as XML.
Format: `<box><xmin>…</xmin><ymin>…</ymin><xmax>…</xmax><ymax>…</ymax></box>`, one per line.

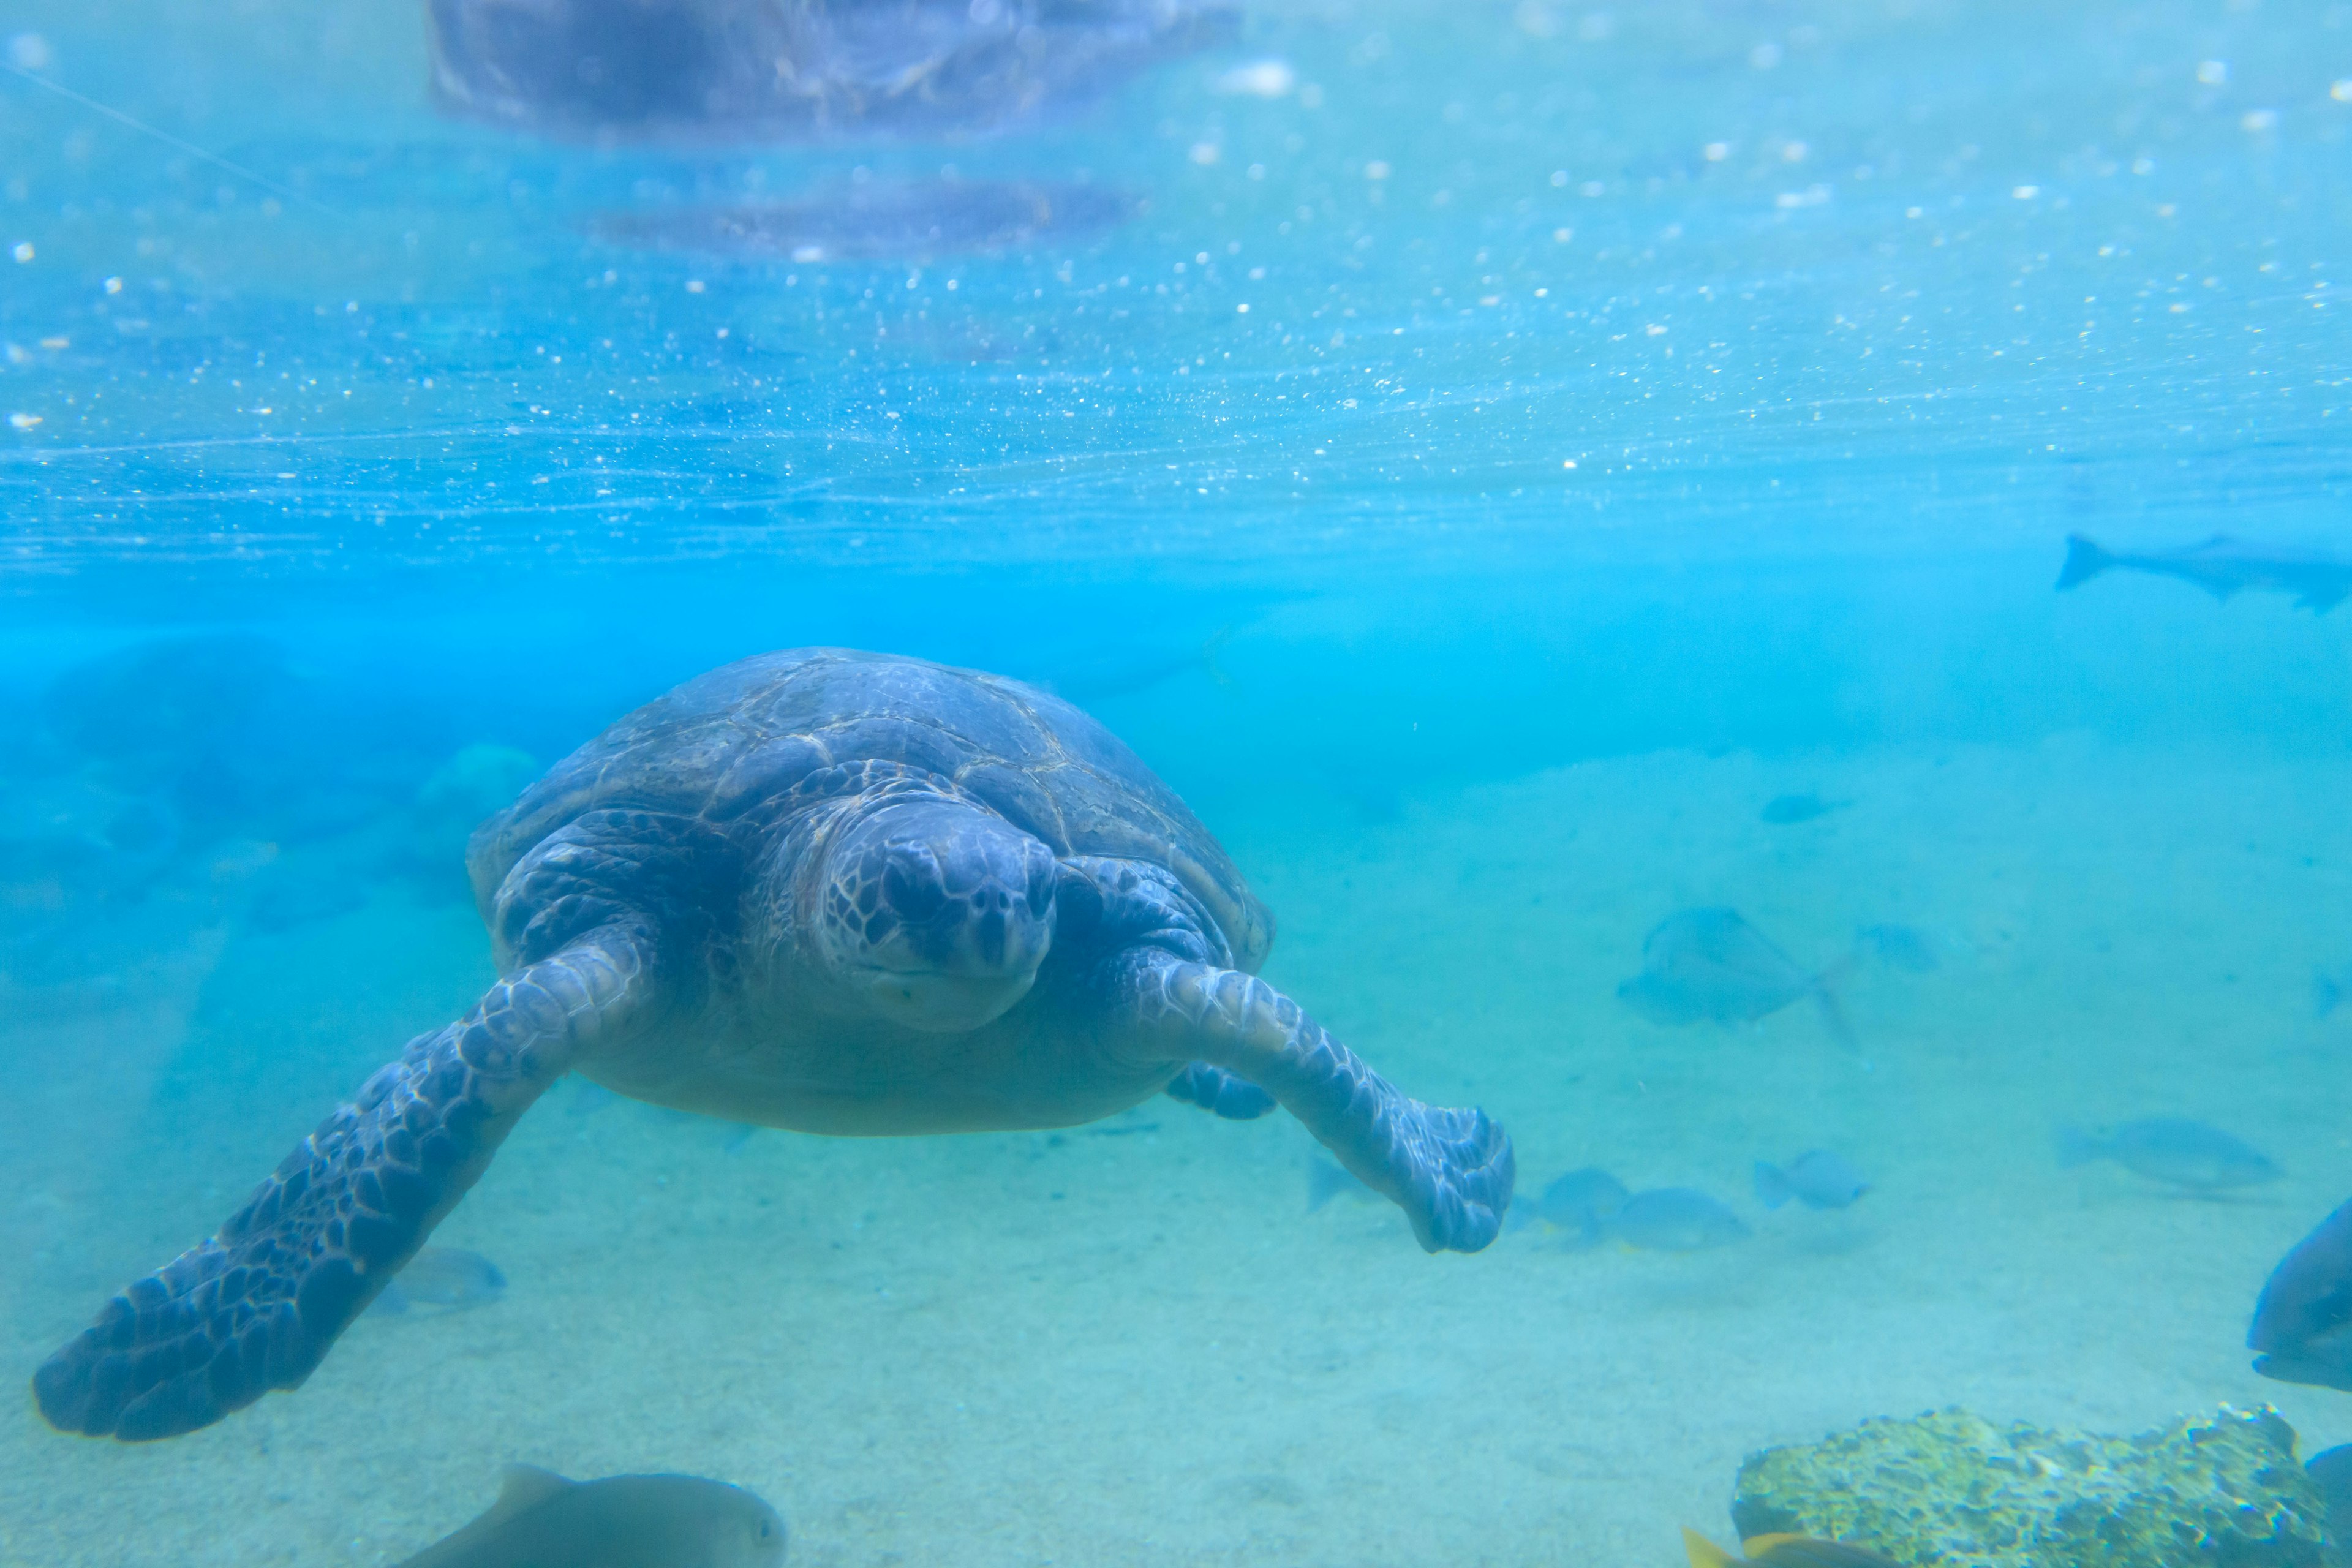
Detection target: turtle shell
<box><xmin>468</xmin><ymin>648</ymin><xmax>1272</xmax><ymax>972</ymax></box>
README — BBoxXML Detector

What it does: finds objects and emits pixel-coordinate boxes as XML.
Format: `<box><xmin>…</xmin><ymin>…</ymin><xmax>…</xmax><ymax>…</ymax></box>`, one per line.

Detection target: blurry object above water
<box><xmin>2056</xmin><ymin>534</ymin><xmax>2352</xmax><ymax>615</ymax></box>
<box><xmin>592</xmin><ymin>179</ymin><xmax>1134</xmax><ymax>263</ymax></box>
<box><xmin>1752</xmin><ymin>1151</ymin><xmax>1869</xmax><ymax>1212</ymax></box>
<box><xmin>2248</xmin><ymin>1196</ymin><xmax>2352</xmax><ymax>1392</ymax></box>
<box><xmin>1683</xmin><ymin>1526</ymin><xmax>1901</xmax><ymax>1568</ymax></box>
<box><xmin>1507</xmin><ymin>1166</ymin><xmax>1629</xmax><ymax>1245</ymax></box>
<box><xmin>367</xmin><ymin>1246</ymin><xmax>509</xmax><ymax>1318</ymax></box>
<box><xmin>391</xmin><ymin>1464</ymin><xmax>784</xmax><ymax>1568</ymax></box>
<box><xmin>426</xmin><ymin>0</ymin><xmax>1237</xmax><ymax>143</ymax></box>
<box><xmin>32</xmin><ymin>649</ymin><xmax>1512</xmax><ymax>1442</ymax></box>
<box><xmin>1758</xmin><ymin>792</ymin><xmax>1849</xmax><ymax>826</ymax></box>
<box><xmin>1600</xmin><ymin>1187</ymin><xmax>1749</xmax><ymax>1253</ymax></box>
<box><xmin>1855</xmin><ymin>923</ymin><xmax>1940</xmax><ymax>975</ymax></box>
<box><xmin>2055</xmin><ymin>1117</ymin><xmax>2279</xmax><ymax>1193</ymax></box>
<box><xmin>1616</xmin><ymin>908</ymin><xmax>1858</xmax><ymax>1052</ymax></box>
<box><xmin>1731</xmin><ymin>1406</ymin><xmax>2323</xmax><ymax>1568</ymax></box>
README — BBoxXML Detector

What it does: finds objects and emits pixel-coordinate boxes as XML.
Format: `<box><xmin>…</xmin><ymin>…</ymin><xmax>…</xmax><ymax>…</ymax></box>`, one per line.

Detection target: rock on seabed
<box><xmin>1731</xmin><ymin>1406</ymin><xmax>2328</xmax><ymax>1568</ymax></box>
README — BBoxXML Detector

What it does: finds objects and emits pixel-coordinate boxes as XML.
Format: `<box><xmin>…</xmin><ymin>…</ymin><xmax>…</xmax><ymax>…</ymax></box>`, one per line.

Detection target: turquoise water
<box><xmin>4</xmin><ymin>0</ymin><xmax>2351</xmax><ymax>1561</ymax></box>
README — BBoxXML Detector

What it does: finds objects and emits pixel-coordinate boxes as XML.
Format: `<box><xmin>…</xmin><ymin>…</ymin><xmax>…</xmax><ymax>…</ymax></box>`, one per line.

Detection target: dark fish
<box><xmin>1617</xmin><ymin>908</ymin><xmax>1857</xmax><ymax>1050</ymax></box>
<box><xmin>1857</xmin><ymin>923</ymin><xmax>1939</xmax><ymax>974</ymax></box>
<box><xmin>591</xmin><ymin>179</ymin><xmax>1136</xmax><ymax>263</ymax></box>
<box><xmin>1604</xmin><ymin>1188</ymin><xmax>1749</xmax><ymax>1252</ymax></box>
<box><xmin>2057</xmin><ymin>533</ymin><xmax>2352</xmax><ymax>614</ymax></box>
<box><xmin>1685</xmin><ymin>1526</ymin><xmax>1903</xmax><ymax>1568</ymax></box>
<box><xmin>2057</xmin><ymin>1117</ymin><xmax>2279</xmax><ymax>1191</ymax></box>
<box><xmin>2249</xmin><ymin>1197</ymin><xmax>2352</xmax><ymax>1391</ymax></box>
<box><xmin>2304</xmin><ymin>1444</ymin><xmax>2352</xmax><ymax>1543</ymax></box>
<box><xmin>1760</xmin><ymin>793</ymin><xmax>1848</xmax><ymax>826</ymax></box>
<box><xmin>368</xmin><ymin>1246</ymin><xmax>508</xmax><ymax>1317</ymax></box>
<box><xmin>1509</xmin><ymin>1167</ymin><xmax>1629</xmax><ymax>1244</ymax></box>
<box><xmin>428</xmin><ymin>0</ymin><xmax>1237</xmax><ymax>142</ymax></box>
<box><xmin>1753</xmin><ymin>1151</ymin><xmax>1869</xmax><ymax>1211</ymax></box>
<box><xmin>393</xmin><ymin>1466</ymin><xmax>785</xmax><ymax>1568</ymax></box>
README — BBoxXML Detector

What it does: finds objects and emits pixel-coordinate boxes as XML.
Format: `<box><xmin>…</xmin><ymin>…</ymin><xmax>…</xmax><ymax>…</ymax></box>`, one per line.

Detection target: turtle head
<box><xmin>810</xmin><ymin>793</ymin><xmax>1059</xmax><ymax>1032</ymax></box>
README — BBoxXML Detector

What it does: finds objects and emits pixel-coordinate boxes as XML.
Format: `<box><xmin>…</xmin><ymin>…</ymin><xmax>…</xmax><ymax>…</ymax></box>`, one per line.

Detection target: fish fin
<box><xmin>2054</xmin><ymin>1125</ymin><xmax>2099</xmax><ymax>1169</ymax></box>
<box><xmin>2296</xmin><ymin>584</ymin><xmax>2350</xmax><ymax>614</ymax></box>
<box><xmin>1306</xmin><ymin>1160</ymin><xmax>1358</xmax><ymax>1213</ymax></box>
<box><xmin>365</xmin><ymin>1280</ymin><xmax>411</xmax><ymax>1317</ymax></box>
<box><xmin>489</xmin><ymin>1464</ymin><xmax>575</xmax><ymax>1520</ymax></box>
<box><xmin>1684</xmin><ymin>1526</ymin><xmax>1744</xmax><ymax>1568</ymax></box>
<box><xmin>1810</xmin><ymin>972</ymin><xmax>1861</xmax><ymax>1055</ymax></box>
<box><xmin>720</xmin><ymin>1122</ymin><xmax>761</xmax><ymax>1153</ymax></box>
<box><xmin>1753</xmin><ymin>1162</ymin><xmax>1792</xmax><ymax>1211</ymax></box>
<box><xmin>2055</xmin><ymin>533</ymin><xmax>2112</xmax><ymax>591</ymax></box>
<box><xmin>2318</xmin><ymin>972</ymin><xmax>2344</xmax><ymax>1020</ymax></box>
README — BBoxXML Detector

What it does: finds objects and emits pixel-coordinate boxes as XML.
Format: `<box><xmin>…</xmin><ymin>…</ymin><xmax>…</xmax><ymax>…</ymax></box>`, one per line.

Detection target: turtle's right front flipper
<box><xmin>31</xmin><ymin>925</ymin><xmax>654</xmax><ymax>1441</ymax></box>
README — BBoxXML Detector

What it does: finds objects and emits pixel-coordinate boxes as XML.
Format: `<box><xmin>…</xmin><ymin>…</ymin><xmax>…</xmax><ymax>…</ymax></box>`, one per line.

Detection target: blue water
<box><xmin>3</xmin><ymin>0</ymin><xmax>2351</xmax><ymax>1562</ymax></box>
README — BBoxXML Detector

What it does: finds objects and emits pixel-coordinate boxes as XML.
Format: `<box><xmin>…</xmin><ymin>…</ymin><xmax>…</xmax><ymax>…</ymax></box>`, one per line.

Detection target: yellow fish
<box><xmin>1683</xmin><ymin>1526</ymin><xmax>1904</xmax><ymax>1568</ymax></box>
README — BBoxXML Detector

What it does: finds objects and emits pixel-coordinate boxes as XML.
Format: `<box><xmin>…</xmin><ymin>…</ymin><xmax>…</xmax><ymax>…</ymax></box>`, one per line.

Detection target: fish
<box><xmin>1307</xmin><ymin>1158</ymin><xmax>1378</xmax><ymax>1213</ymax></box>
<box><xmin>1616</xmin><ymin>908</ymin><xmax>1857</xmax><ymax>1050</ymax></box>
<box><xmin>1856</xmin><ymin>923</ymin><xmax>1940</xmax><ymax>974</ymax></box>
<box><xmin>2317</xmin><ymin>968</ymin><xmax>2347</xmax><ymax>1020</ymax></box>
<box><xmin>1603</xmin><ymin>1188</ymin><xmax>1750</xmax><ymax>1252</ymax></box>
<box><xmin>590</xmin><ymin>179</ymin><xmax>1136</xmax><ymax>263</ymax></box>
<box><xmin>1509</xmin><ymin>1167</ymin><xmax>1629</xmax><ymax>1243</ymax></box>
<box><xmin>2056</xmin><ymin>1117</ymin><xmax>2280</xmax><ymax>1191</ymax></box>
<box><xmin>1759</xmin><ymin>793</ymin><xmax>1848</xmax><ymax>826</ymax></box>
<box><xmin>1683</xmin><ymin>1525</ymin><xmax>1904</xmax><ymax>1568</ymax></box>
<box><xmin>2304</xmin><ymin>1444</ymin><xmax>2352</xmax><ymax>1543</ymax></box>
<box><xmin>1753</xmin><ymin>1151</ymin><xmax>1870</xmax><ymax>1211</ymax></box>
<box><xmin>392</xmin><ymin>1465</ymin><xmax>785</xmax><ymax>1568</ymax></box>
<box><xmin>2248</xmin><ymin>1197</ymin><xmax>2352</xmax><ymax>1391</ymax></box>
<box><xmin>2056</xmin><ymin>533</ymin><xmax>2352</xmax><ymax>614</ymax></box>
<box><xmin>368</xmin><ymin>1246</ymin><xmax>508</xmax><ymax>1317</ymax></box>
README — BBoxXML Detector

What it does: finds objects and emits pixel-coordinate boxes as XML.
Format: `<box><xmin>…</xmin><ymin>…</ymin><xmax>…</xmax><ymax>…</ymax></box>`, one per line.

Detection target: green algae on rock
<box><xmin>1730</xmin><ymin>1406</ymin><xmax>2328</xmax><ymax>1568</ymax></box>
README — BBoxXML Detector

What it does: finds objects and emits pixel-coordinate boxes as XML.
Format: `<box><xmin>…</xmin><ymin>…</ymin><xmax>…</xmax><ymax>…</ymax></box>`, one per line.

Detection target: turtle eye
<box><xmin>881</xmin><ymin>847</ymin><xmax>946</xmax><ymax>921</ymax></box>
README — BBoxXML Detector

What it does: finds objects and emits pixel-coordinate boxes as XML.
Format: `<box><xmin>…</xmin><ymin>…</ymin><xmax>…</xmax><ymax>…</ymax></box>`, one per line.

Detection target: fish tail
<box><xmin>2054</xmin><ymin>1125</ymin><xmax>2101</xmax><ymax>1169</ymax></box>
<box><xmin>1811</xmin><ymin>972</ymin><xmax>1861</xmax><ymax>1055</ymax></box>
<box><xmin>1306</xmin><ymin>1160</ymin><xmax>1354</xmax><ymax>1213</ymax></box>
<box><xmin>1753</xmin><ymin>1161</ymin><xmax>1792</xmax><ymax>1211</ymax></box>
<box><xmin>2056</xmin><ymin>533</ymin><xmax>2113</xmax><ymax>591</ymax></box>
<box><xmin>1683</xmin><ymin>1526</ymin><xmax>1744</xmax><ymax>1568</ymax></box>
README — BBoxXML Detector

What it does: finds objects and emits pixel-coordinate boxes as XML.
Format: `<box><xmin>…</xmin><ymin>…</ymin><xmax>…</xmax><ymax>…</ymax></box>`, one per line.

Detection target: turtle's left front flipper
<box><xmin>32</xmin><ymin>925</ymin><xmax>654</xmax><ymax>1441</ymax></box>
<box><xmin>1115</xmin><ymin>952</ymin><xmax>1514</xmax><ymax>1253</ymax></box>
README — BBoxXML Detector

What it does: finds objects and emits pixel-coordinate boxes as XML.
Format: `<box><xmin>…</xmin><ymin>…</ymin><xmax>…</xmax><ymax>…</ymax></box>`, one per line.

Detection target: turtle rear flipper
<box><xmin>32</xmin><ymin>925</ymin><xmax>655</xmax><ymax>1441</ymax></box>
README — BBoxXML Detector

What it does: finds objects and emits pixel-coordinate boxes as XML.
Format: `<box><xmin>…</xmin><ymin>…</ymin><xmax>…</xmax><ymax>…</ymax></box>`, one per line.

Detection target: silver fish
<box><xmin>368</xmin><ymin>1246</ymin><xmax>507</xmax><ymax>1317</ymax></box>
<box><xmin>393</xmin><ymin>1466</ymin><xmax>785</xmax><ymax>1568</ymax></box>
<box><xmin>2057</xmin><ymin>1117</ymin><xmax>2279</xmax><ymax>1191</ymax></box>
<box><xmin>1603</xmin><ymin>1188</ymin><xmax>1750</xmax><ymax>1252</ymax></box>
<box><xmin>1509</xmin><ymin>1166</ymin><xmax>1629</xmax><ymax>1244</ymax></box>
<box><xmin>1754</xmin><ymin>1151</ymin><xmax>1870</xmax><ymax>1211</ymax></box>
<box><xmin>1616</xmin><ymin>908</ymin><xmax>1856</xmax><ymax>1050</ymax></box>
<box><xmin>2057</xmin><ymin>533</ymin><xmax>2352</xmax><ymax>614</ymax></box>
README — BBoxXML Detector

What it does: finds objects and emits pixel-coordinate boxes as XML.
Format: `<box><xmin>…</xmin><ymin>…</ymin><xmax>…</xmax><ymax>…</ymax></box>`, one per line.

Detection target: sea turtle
<box><xmin>34</xmin><ymin>649</ymin><xmax>1514</xmax><ymax>1441</ymax></box>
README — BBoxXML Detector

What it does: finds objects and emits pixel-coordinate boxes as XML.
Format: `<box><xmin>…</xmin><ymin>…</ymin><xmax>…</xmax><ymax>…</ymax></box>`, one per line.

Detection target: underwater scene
<box><xmin>4</xmin><ymin>0</ymin><xmax>2352</xmax><ymax>1562</ymax></box>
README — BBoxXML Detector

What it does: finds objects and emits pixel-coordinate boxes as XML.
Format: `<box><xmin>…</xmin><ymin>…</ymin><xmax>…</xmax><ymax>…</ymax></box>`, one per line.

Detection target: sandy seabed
<box><xmin>6</xmin><ymin>735</ymin><xmax>2351</xmax><ymax>1566</ymax></box>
